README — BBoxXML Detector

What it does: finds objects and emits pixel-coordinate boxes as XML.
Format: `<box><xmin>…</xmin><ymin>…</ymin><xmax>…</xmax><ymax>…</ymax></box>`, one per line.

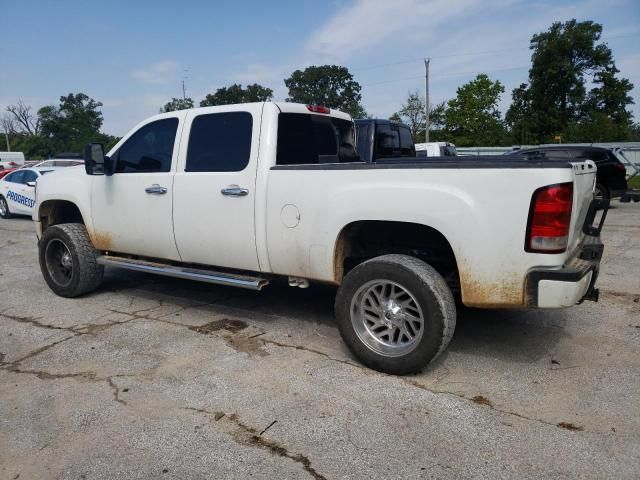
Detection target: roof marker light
<box><xmin>306</xmin><ymin>104</ymin><xmax>330</xmax><ymax>114</ymax></box>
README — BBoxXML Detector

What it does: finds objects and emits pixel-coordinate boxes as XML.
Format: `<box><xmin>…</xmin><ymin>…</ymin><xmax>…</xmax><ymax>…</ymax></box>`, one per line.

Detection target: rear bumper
<box><xmin>525</xmin><ymin>256</ymin><xmax>600</xmax><ymax>308</ymax></box>
<box><xmin>525</xmin><ymin>197</ymin><xmax>608</xmax><ymax>308</ymax></box>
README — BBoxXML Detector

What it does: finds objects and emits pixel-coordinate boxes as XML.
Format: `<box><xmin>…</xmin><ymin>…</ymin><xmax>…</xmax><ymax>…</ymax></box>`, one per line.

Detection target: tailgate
<box><xmin>569</xmin><ymin>160</ymin><xmax>597</xmax><ymax>250</ymax></box>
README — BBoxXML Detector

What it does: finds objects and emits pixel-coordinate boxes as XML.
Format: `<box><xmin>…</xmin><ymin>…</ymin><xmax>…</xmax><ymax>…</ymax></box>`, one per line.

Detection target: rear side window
<box><xmin>113</xmin><ymin>118</ymin><xmax>178</xmax><ymax>173</ymax></box>
<box><xmin>186</xmin><ymin>112</ymin><xmax>253</xmax><ymax>172</ymax></box>
<box><xmin>5</xmin><ymin>171</ymin><xmax>24</xmax><ymax>183</ymax></box>
<box><xmin>276</xmin><ymin>113</ymin><xmax>358</xmax><ymax>165</ymax></box>
<box><xmin>536</xmin><ymin>150</ymin><xmax>569</xmax><ymax>159</ymax></box>
<box><xmin>572</xmin><ymin>150</ymin><xmax>608</xmax><ymax>162</ymax></box>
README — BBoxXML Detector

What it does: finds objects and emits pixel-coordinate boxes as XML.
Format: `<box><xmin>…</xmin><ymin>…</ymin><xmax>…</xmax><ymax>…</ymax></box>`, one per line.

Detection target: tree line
<box><xmin>161</xmin><ymin>64</ymin><xmax>368</xmax><ymax>118</ymax></box>
<box><xmin>1</xmin><ymin>94</ymin><xmax>118</xmax><ymax>159</ymax></box>
<box><xmin>392</xmin><ymin>20</ymin><xmax>636</xmax><ymax>145</ymax></box>
<box><xmin>2</xmin><ymin>19</ymin><xmax>636</xmax><ymax>159</ymax></box>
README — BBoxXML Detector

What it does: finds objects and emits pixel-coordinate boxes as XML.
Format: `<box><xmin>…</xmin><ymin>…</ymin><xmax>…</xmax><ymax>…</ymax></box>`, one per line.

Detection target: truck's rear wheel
<box><xmin>39</xmin><ymin>223</ymin><xmax>104</xmax><ymax>297</ymax></box>
<box><xmin>335</xmin><ymin>254</ymin><xmax>456</xmax><ymax>375</ymax></box>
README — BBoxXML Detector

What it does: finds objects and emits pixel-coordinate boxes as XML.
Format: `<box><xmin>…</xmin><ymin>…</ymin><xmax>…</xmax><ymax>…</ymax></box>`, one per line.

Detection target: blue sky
<box><xmin>1</xmin><ymin>0</ymin><xmax>639</xmax><ymax>136</ymax></box>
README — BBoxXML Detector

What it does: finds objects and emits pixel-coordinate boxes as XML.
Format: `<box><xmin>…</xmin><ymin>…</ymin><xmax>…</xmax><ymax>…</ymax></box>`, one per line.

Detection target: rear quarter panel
<box><xmin>265</xmin><ymin>166</ymin><xmax>582</xmax><ymax>307</ymax></box>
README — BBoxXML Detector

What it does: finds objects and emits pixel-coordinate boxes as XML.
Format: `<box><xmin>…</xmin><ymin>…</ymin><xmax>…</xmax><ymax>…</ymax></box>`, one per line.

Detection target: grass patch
<box><xmin>628</xmin><ymin>175</ymin><xmax>640</xmax><ymax>189</ymax></box>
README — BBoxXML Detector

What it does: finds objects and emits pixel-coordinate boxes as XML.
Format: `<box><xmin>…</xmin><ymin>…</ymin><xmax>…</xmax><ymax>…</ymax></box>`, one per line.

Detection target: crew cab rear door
<box><xmin>172</xmin><ymin>104</ymin><xmax>262</xmax><ymax>271</ymax></box>
<box><xmin>91</xmin><ymin>114</ymin><xmax>183</xmax><ymax>260</ymax></box>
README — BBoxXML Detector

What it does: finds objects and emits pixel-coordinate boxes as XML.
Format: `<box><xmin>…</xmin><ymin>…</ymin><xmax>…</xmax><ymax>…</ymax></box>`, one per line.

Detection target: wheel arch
<box><xmin>332</xmin><ymin>220</ymin><xmax>460</xmax><ymax>294</ymax></box>
<box><xmin>38</xmin><ymin>200</ymin><xmax>86</xmax><ymax>232</ymax></box>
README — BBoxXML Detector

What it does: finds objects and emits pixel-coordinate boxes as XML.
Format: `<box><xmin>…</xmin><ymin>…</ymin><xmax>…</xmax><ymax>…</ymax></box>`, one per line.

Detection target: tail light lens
<box><xmin>526</xmin><ymin>182</ymin><xmax>573</xmax><ymax>253</ymax></box>
<box><xmin>613</xmin><ymin>162</ymin><xmax>626</xmax><ymax>171</ymax></box>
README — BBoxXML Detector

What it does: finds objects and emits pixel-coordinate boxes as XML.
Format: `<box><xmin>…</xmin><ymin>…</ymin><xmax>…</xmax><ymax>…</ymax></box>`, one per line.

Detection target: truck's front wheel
<box><xmin>39</xmin><ymin>223</ymin><xmax>104</xmax><ymax>297</ymax></box>
<box><xmin>335</xmin><ymin>254</ymin><xmax>456</xmax><ymax>375</ymax></box>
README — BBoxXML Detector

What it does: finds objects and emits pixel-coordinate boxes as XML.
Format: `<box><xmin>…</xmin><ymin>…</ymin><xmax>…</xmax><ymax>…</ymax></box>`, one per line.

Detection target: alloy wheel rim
<box><xmin>0</xmin><ymin>198</ymin><xmax>7</xmax><ymax>216</ymax></box>
<box><xmin>350</xmin><ymin>280</ymin><xmax>425</xmax><ymax>357</ymax></box>
<box><xmin>45</xmin><ymin>239</ymin><xmax>74</xmax><ymax>287</ymax></box>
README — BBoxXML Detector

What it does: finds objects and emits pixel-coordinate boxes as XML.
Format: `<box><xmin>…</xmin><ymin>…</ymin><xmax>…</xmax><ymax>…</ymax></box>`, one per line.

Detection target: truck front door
<box><xmin>172</xmin><ymin>105</ymin><xmax>262</xmax><ymax>271</ymax></box>
<box><xmin>90</xmin><ymin>115</ymin><xmax>182</xmax><ymax>260</ymax></box>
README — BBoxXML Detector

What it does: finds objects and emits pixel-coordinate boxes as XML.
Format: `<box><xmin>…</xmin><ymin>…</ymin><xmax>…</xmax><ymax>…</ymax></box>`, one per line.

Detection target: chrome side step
<box><xmin>97</xmin><ymin>255</ymin><xmax>269</xmax><ymax>291</ymax></box>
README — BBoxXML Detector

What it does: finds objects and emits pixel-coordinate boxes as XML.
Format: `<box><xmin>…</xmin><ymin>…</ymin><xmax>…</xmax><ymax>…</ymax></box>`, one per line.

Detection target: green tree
<box><xmin>390</xmin><ymin>91</ymin><xmax>447</xmax><ymax>142</ymax></box>
<box><xmin>200</xmin><ymin>83</ymin><xmax>273</xmax><ymax>106</ymax></box>
<box><xmin>284</xmin><ymin>65</ymin><xmax>367</xmax><ymax>118</ymax></box>
<box><xmin>161</xmin><ymin>97</ymin><xmax>194</xmax><ymax>112</ymax></box>
<box><xmin>505</xmin><ymin>83</ymin><xmax>534</xmax><ymax>144</ymax></box>
<box><xmin>507</xmin><ymin>20</ymin><xmax>634</xmax><ymax>143</ymax></box>
<box><xmin>38</xmin><ymin>93</ymin><xmax>105</xmax><ymax>154</ymax></box>
<box><xmin>443</xmin><ymin>74</ymin><xmax>505</xmax><ymax>146</ymax></box>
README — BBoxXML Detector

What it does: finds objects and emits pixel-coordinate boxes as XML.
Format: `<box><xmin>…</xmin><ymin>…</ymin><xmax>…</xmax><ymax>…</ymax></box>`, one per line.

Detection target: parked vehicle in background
<box><xmin>0</xmin><ymin>162</ymin><xmax>20</xmax><ymax>180</ymax></box>
<box><xmin>33</xmin><ymin>159</ymin><xmax>84</xmax><ymax>168</ymax></box>
<box><xmin>415</xmin><ymin>142</ymin><xmax>457</xmax><ymax>157</ymax></box>
<box><xmin>354</xmin><ymin>119</ymin><xmax>415</xmax><ymax>162</ymax></box>
<box><xmin>508</xmin><ymin>146</ymin><xmax>628</xmax><ymax>199</ymax></box>
<box><xmin>0</xmin><ymin>167</ymin><xmax>65</xmax><ymax>218</ymax></box>
<box><xmin>32</xmin><ymin>102</ymin><xmax>607</xmax><ymax>374</ymax></box>
<box><xmin>0</xmin><ymin>151</ymin><xmax>25</xmax><ymax>169</ymax></box>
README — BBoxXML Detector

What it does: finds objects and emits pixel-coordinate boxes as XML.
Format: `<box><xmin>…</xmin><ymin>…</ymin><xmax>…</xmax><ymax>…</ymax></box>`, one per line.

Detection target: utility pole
<box><xmin>182</xmin><ymin>69</ymin><xmax>189</xmax><ymax>101</ymax></box>
<box><xmin>424</xmin><ymin>58</ymin><xmax>430</xmax><ymax>143</ymax></box>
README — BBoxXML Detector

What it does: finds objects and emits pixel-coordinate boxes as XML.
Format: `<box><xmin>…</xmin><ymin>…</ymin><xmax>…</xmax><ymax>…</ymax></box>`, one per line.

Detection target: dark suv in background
<box><xmin>508</xmin><ymin>146</ymin><xmax>628</xmax><ymax>199</ymax></box>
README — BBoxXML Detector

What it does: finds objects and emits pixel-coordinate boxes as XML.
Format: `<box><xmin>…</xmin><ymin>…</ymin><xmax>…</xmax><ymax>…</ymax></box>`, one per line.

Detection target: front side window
<box><xmin>276</xmin><ymin>113</ymin><xmax>358</xmax><ymax>165</ymax></box>
<box><xmin>186</xmin><ymin>112</ymin><xmax>252</xmax><ymax>172</ymax></box>
<box><xmin>22</xmin><ymin>170</ymin><xmax>38</xmax><ymax>184</ymax></box>
<box><xmin>113</xmin><ymin>118</ymin><xmax>178</xmax><ymax>173</ymax></box>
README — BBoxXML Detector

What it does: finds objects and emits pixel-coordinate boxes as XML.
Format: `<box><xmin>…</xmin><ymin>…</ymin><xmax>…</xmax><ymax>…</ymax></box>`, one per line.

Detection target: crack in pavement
<box><xmin>106</xmin><ymin>377</ymin><xmax>128</xmax><ymax>406</ymax></box>
<box><xmin>2</xmin><ymin>300</ymin><xmax>601</xmax><ymax>436</ymax></box>
<box><xmin>182</xmin><ymin>407</ymin><xmax>326</xmax><ymax>480</ymax></box>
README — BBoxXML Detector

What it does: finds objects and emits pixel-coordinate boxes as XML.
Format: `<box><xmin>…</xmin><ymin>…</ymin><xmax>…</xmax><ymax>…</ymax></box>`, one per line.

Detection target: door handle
<box><xmin>221</xmin><ymin>185</ymin><xmax>249</xmax><ymax>197</ymax></box>
<box><xmin>145</xmin><ymin>184</ymin><xmax>167</xmax><ymax>195</ymax></box>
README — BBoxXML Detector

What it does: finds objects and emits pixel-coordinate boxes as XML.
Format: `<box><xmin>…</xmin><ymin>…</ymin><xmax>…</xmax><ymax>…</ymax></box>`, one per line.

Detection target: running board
<box><xmin>97</xmin><ymin>255</ymin><xmax>269</xmax><ymax>291</ymax></box>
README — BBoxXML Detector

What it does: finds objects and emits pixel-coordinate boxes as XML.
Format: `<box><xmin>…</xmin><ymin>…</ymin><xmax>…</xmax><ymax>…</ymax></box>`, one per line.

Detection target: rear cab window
<box><xmin>186</xmin><ymin>112</ymin><xmax>253</xmax><ymax>172</ymax></box>
<box><xmin>398</xmin><ymin>127</ymin><xmax>415</xmax><ymax>156</ymax></box>
<box><xmin>276</xmin><ymin>113</ymin><xmax>359</xmax><ymax>165</ymax></box>
<box><xmin>375</xmin><ymin>124</ymin><xmax>400</xmax><ymax>157</ymax></box>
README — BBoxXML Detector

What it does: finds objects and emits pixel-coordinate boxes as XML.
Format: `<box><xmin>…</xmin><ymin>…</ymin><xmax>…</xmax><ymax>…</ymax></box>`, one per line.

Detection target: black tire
<box><xmin>39</xmin><ymin>223</ymin><xmax>104</xmax><ymax>297</ymax></box>
<box><xmin>335</xmin><ymin>254</ymin><xmax>456</xmax><ymax>375</ymax></box>
<box><xmin>595</xmin><ymin>183</ymin><xmax>610</xmax><ymax>200</ymax></box>
<box><xmin>0</xmin><ymin>195</ymin><xmax>13</xmax><ymax>219</ymax></box>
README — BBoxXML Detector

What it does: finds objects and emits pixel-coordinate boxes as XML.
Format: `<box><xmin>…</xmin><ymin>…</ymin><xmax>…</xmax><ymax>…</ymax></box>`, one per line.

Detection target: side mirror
<box><xmin>26</xmin><ymin>181</ymin><xmax>36</xmax><ymax>187</ymax></box>
<box><xmin>84</xmin><ymin>143</ymin><xmax>109</xmax><ymax>175</ymax></box>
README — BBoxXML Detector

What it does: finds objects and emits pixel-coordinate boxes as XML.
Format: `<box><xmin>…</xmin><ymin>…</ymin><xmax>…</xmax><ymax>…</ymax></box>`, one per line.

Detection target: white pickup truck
<box><xmin>32</xmin><ymin>102</ymin><xmax>608</xmax><ymax>374</ymax></box>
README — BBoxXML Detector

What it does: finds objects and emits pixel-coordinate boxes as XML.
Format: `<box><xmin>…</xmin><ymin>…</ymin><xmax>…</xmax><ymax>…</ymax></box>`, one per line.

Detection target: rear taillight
<box><xmin>613</xmin><ymin>162</ymin><xmax>626</xmax><ymax>171</ymax></box>
<box><xmin>306</xmin><ymin>104</ymin><xmax>330</xmax><ymax>114</ymax></box>
<box><xmin>525</xmin><ymin>182</ymin><xmax>573</xmax><ymax>253</ymax></box>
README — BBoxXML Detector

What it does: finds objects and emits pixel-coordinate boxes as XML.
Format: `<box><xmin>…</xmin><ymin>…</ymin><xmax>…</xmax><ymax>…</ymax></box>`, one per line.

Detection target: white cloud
<box><xmin>231</xmin><ymin>63</ymin><xmax>285</xmax><ymax>84</ymax></box>
<box><xmin>305</xmin><ymin>0</ymin><xmax>485</xmax><ymax>63</ymax></box>
<box><xmin>131</xmin><ymin>60</ymin><xmax>179</xmax><ymax>84</ymax></box>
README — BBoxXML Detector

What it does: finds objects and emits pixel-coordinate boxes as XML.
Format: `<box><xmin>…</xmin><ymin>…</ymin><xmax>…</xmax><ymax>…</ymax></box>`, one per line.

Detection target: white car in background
<box><xmin>33</xmin><ymin>159</ymin><xmax>84</xmax><ymax>168</ymax></box>
<box><xmin>0</xmin><ymin>167</ymin><xmax>61</xmax><ymax>218</ymax></box>
<box><xmin>415</xmin><ymin>142</ymin><xmax>457</xmax><ymax>157</ymax></box>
